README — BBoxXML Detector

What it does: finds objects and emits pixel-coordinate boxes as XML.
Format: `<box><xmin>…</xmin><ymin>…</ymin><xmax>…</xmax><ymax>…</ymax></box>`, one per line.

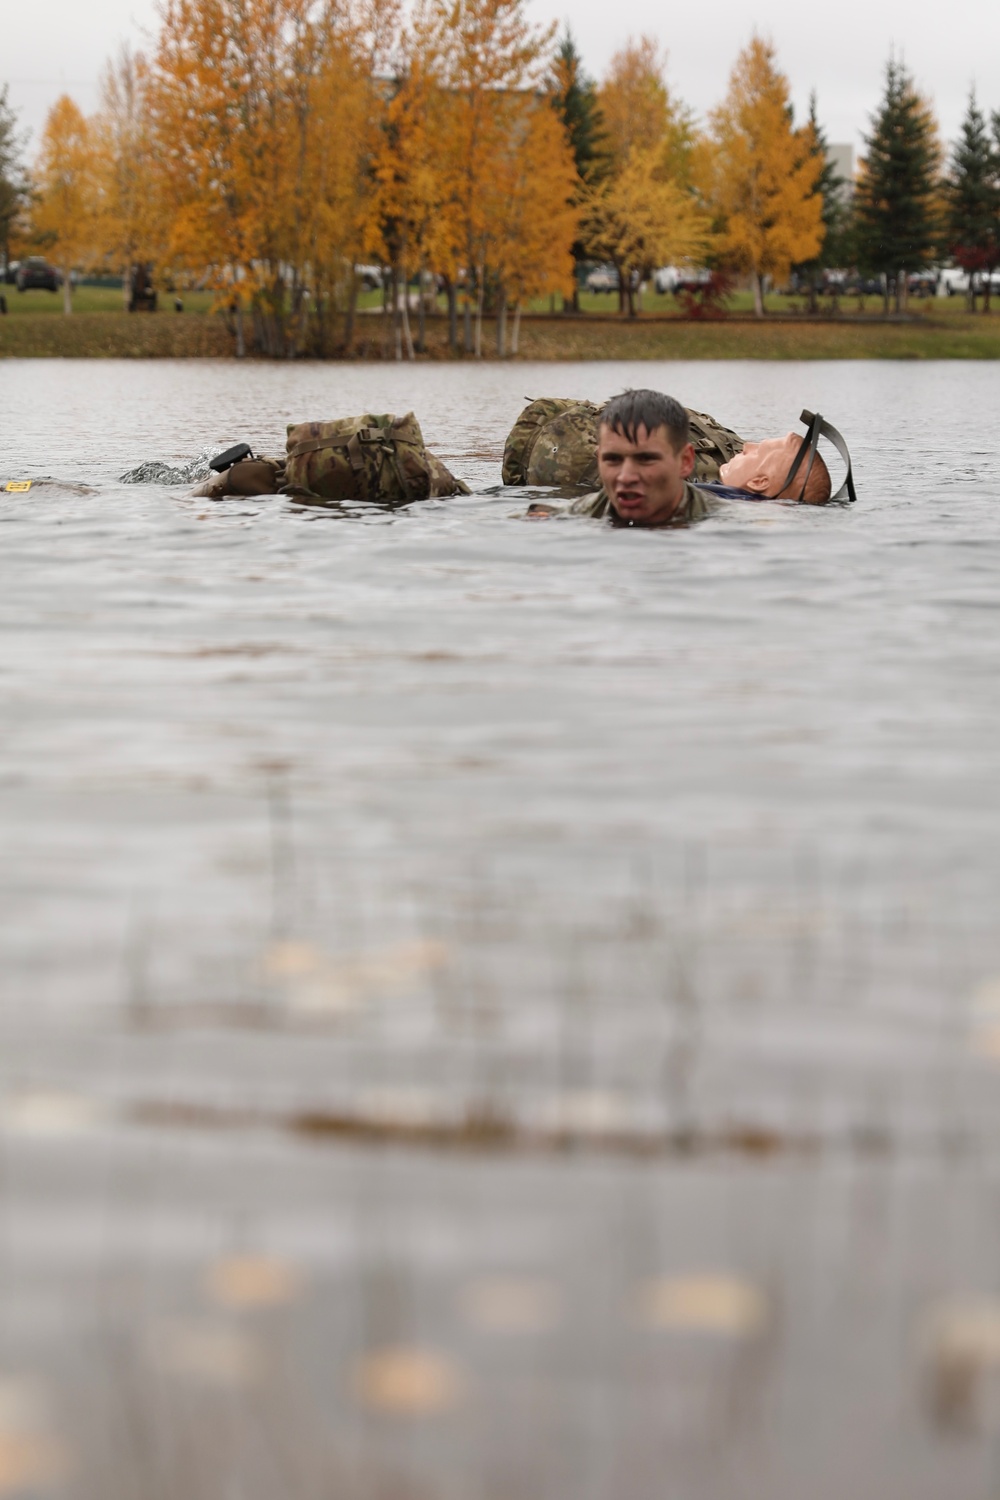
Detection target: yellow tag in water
<box><xmin>4</xmin><ymin>481</ymin><xmax>32</xmax><ymax>493</ymax></box>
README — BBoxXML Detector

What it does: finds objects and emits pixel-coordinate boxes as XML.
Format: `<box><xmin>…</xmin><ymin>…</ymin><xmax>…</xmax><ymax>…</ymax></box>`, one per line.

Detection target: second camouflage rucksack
<box><xmin>501</xmin><ymin>397</ymin><xmax>747</xmax><ymax>487</ymax></box>
<box><xmin>285</xmin><ymin>411</ymin><xmax>469</xmax><ymax>504</ymax></box>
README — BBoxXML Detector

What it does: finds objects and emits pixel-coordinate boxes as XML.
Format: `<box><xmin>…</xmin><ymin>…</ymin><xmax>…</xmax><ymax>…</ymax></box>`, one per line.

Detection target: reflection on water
<box><xmin>2</xmin><ymin>358</ymin><xmax>1000</xmax><ymax>1498</ymax></box>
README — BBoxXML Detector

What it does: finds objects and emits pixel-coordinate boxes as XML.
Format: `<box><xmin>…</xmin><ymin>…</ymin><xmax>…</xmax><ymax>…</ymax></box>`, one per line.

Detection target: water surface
<box><xmin>2</xmin><ymin>357</ymin><xmax>1000</xmax><ymax>1498</ymax></box>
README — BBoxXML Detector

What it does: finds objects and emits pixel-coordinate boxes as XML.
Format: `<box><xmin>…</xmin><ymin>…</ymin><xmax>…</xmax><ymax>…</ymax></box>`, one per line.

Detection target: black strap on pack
<box><xmin>778</xmin><ymin>410</ymin><xmax>856</xmax><ymax>503</ymax></box>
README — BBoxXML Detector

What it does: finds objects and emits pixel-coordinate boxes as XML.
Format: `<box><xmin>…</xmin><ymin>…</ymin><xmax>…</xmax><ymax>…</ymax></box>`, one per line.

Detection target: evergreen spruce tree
<box><xmin>549</xmin><ymin>30</ymin><xmax>603</xmax><ymax>184</ymax></box>
<box><xmin>0</xmin><ymin>86</ymin><xmax>27</xmax><ymax>277</ymax></box>
<box><xmin>855</xmin><ymin>56</ymin><xmax>940</xmax><ymax>311</ymax></box>
<box><xmin>548</xmin><ymin>29</ymin><xmax>603</xmax><ymax>308</ymax></box>
<box><xmin>947</xmin><ymin>91</ymin><xmax>999</xmax><ymax>312</ymax></box>
<box><xmin>794</xmin><ymin>94</ymin><xmax>847</xmax><ymax>310</ymax></box>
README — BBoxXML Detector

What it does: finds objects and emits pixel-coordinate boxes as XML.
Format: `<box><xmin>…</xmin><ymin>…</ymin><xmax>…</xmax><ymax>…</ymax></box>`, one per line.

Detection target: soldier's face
<box><xmin>597</xmin><ymin>423</ymin><xmax>695</xmax><ymax>526</ymax></box>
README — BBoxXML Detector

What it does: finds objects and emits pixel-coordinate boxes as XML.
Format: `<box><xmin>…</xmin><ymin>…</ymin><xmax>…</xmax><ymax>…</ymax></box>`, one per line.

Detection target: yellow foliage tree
<box><xmin>146</xmin><ymin>0</ymin><xmax>380</xmax><ymax>355</ymax></box>
<box><xmin>415</xmin><ymin>0</ymin><xmax>557</xmax><ymax>355</ymax></box>
<box><xmin>283</xmin><ymin>22</ymin><xmax>382</xmax><ymax>356</ymax></box>
<box><xmin>705</xmin><ymin>36</ymin><xmax>823</xmax><ymax>315</ymax></box>
<box><xmin>32</xmin><ymin>95</ymin><xmax>97</xmax><ymax>314</ymax></box>
<box><xmin>597</xmin><ymin>36</ymin><xmax>696</xmax><ymax>185</ymax></box>
<box><xmin>91</xmin><ymin>47</ymin><xmax>166</xmax><ymax>306</ymax></box>
<box><xmin>489</xmin><ymin>96</ymin><xmax>579</xmax><ymax>353</ymax></box>
<box><xmin>366</xmin><ymin>57</ymin><xmax>447</xmax><ymax>358</ymax></box>
<box><xmin>580</xmin><ymin>148</ymin><xmax>710</xmax><ymax>316</ymax></box>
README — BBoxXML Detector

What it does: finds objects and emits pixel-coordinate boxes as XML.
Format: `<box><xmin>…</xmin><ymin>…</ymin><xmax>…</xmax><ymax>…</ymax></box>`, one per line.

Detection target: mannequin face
<box><xmin>719</xmin><ymin>432</ymin><xmax>804</xmax><ymax>497</ymax></box>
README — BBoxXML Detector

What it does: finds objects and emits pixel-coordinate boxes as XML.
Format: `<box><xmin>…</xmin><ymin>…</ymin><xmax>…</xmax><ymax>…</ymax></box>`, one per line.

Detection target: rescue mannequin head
<box><xmin>720</xmin><ymin>432</ymin><xmax>832</xmax><ymax>503</ymax></box>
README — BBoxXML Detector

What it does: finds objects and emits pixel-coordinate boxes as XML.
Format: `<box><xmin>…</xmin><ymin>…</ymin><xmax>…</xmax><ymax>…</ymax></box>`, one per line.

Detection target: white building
<box><xmin>826</xmin><ymin>144</ymin><xmax>855</xmax><ymax>203</ymax></box>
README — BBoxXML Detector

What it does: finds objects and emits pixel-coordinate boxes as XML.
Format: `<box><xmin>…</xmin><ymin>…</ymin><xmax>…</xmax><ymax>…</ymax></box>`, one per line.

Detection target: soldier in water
<box><xmin>521</xmin><ymin>389</ymin><xmax>842</xmax><ymax>527</ymax></box>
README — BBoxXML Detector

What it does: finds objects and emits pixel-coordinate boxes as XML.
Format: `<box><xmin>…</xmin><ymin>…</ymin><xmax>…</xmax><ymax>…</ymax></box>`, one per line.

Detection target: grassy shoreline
<box><xmin>4</xmin><ymin>306</ymin><xmax>1000</xmax><ymax>359</ymax></box>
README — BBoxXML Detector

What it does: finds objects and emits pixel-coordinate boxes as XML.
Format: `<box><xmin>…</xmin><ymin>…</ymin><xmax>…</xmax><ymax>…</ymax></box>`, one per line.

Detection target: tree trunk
<box><xmin>446</xmin><ymin>280</ymin><xmax>457</xmax><ymax>352</ymax></box>
<box><xmin>235</xmin><ymin>302</ymin><xmax>245</xmax><ymax>358</ymax></box>
<box><xmin>288</xmin><ymin>273</ymin><xmax>300</xmax><ymax>359</ymax></box>
<box><xmin>343</xmin><ymin>273</ymin><xmax>357</xmax><ymax>353</ymax></box>
<box><xmin>393</xmin><ymin>267</ymin><xmax>403</xmax><ymax>361</ymax></box>
<box><xmin>474</xmin><ymin>265</ymin><xmax>485</xmax><ymax>358</ymax></box>
<box><xmin>984</xmin><ymin>273</ymin><xmax>992</xmax><ymax>315</ymax></box>
<box><xmin>896</xmin><ymin>269</ymin><xmax>907</xmax><ymax>314</ymax></box>
<box><xmin>417</xmin><ymin>261</ymin><xmax>427</xmax><ymax>353</ymax></box>
<box><xmin>400</xmin><ymin>269</ymin><xmax>415</xmax><ymax>361</ymax></box>
<box><xmin>382</xmin><ymin>270</ymin><xmax>392</xmax><ymax>357</ymax></box>
<box><xmin>62</xmin><ymin>267</ymin><xmax>72</xmax><ymax>316</ymax></box>
<box><xmin>497</xmin><ymin>293</ymin><xmax>507</xmax><ymax>357</ymax></box>
<box><xmin>511</xmin><ymin>303</ymin><xmax>521</xmax><ymax>355</ymax></box>
<box><xmin>463</xmin><ymin>296</ymin><xmax>472</xmax><ymax>354</ymax></box>
<box><xmin>751</xmin><ymin>272</ymin><xmax>764</xmax><ymax>318</ymax></box>
<box><xmin>882</xmin><ymin>275</ymin><xmax>890</xmax><ymax>315</ymax></box>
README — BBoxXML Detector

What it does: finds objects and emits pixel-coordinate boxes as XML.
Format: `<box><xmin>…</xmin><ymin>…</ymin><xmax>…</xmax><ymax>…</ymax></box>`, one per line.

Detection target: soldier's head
<box><xmin>720</xmin><ymin>432</ymin><xmax>832</xmax><ymax>503</ymax></box>
<box><xmin>596</xmin><ymin>389</ymin><xmax>696</xmax><ymax>526</ymax></box>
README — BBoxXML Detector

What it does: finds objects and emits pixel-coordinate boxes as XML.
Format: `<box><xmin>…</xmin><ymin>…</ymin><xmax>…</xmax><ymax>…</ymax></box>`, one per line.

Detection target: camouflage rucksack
<box><xmin>501</xmin><ymin>398</ymin><xmax>602</xmax><ymax>488</ymax></box>
<box><xmin>501</xmin><ymin>398</ymin><xmax>746</xmax><ymax>486</ymax></box>
<box><xmin>285</xmin><ymin>411</ymin><xmax>469</xmax><ymax>504</ymax></box>
<box><xmin>686</xmin><ymin>410</ymin><xmax>747</xmax><ymax>479</ymax></box>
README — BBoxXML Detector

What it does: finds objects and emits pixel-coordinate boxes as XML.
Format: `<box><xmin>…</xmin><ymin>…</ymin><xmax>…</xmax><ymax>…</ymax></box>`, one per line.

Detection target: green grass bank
<box><xmin>3</xmin><ymin>284</ymin><xmax>1000</xmax><ymax>359</ymax></box>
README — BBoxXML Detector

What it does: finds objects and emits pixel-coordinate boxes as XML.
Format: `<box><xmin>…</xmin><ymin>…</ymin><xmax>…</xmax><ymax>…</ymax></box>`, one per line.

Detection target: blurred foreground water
<box><xmin>2</xmin><ymin>357</ymin><xmax>1000</xmax><ymax>1497</ymax></box>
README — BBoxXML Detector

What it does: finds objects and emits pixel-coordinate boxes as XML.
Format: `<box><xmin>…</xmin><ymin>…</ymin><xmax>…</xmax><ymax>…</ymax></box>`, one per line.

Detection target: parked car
<box><xmin>585</xmin><ymin>263</ymin><xmax>619</xmax><ymax>293</ymax></box>
<box><xmin>843</xmin><ymin>274</ymin><xmax>885</xmax><ymax>296</ymax></box>
<box><xmin>354</xmin><ymin>264</ymin><xmax>384</xmax><ymax>291</ymax></box>
<box><xmin>15</xmin><ymin>257</ymin><xmax>60</xmax><ymax>292</ymax></box>
<box><xmin>938</xmin><ymin>266</ymin><xmax>1000</xmax><ymax>296</ymax></box>
<box><xmin>936</xmin><ymin>267</ymin><xmax>966</xmax><ymax>296</ymax></box>
<box><xmin>907</xmin><ymin>270</ymin><xmax>937</xmax><ymax>297</ymax></box>
<box><xmin>3</xmin><ymin>260</ymin><xmax>19</xmax><ymax>285</ymax></box>
<box><xmin>819</xmin><ymin>269</ymin><xmax>849</xmax><ymax>293</ymax></box>
<box><xmin>656</xmin><ymin>265</ymin><xmax>712</xmax><ymax>295</ymax></box>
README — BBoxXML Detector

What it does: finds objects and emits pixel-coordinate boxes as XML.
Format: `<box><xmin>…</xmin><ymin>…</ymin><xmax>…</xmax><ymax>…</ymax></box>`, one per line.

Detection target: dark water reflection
<box><xmin>2</xmin><ymin>357</ymin><xmax>1000</xmax><ymax>1498</ymax></box>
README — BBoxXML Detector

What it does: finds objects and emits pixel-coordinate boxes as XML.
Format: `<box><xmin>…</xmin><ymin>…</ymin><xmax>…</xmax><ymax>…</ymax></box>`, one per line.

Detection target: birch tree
<box><xmin>705</xmin><ymin>37</ymin><xmax>823</xmax><ymax>316</ymax></box>
<box><xmin>33</xmin><ymin>95</ymin><xmax>97</xmax><ymax>313</ymax></box>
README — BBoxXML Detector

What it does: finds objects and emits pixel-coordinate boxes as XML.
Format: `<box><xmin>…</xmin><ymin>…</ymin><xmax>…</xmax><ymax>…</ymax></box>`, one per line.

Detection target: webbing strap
<box><xmin>287</xmin><ymin>435</ymin><xmax>337</xmax><ymax>460</ymax></box>
<box><xmin>287</xmin><ymin>426</ymin><xmax>428</xmax><ymax>501</ymax></box>
<box><xmin>779</xmin><ymin>412</ymin><xmax>822</xmax><ymax>500</ymax></box>
<box><xmin>288</xmin><ymin>427</ymin><xmax>387</xmax><ymax>462</ymax></box>
<box><xmin>345</xmin><ymin>433</ymin><xmax>367</xmax><ymax>477</ymax></box>
<box><xmin>778</xmin><ymin>410</ymin><xmax>857</xmax><ymax>504</ymax></box>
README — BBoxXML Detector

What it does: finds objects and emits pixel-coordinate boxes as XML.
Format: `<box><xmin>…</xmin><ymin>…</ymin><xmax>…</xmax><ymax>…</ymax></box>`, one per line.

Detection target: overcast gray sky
<box><xmin>3</xmin><ymin>0</ymin><xmax>993</xmax><ymax>162</ymax></box>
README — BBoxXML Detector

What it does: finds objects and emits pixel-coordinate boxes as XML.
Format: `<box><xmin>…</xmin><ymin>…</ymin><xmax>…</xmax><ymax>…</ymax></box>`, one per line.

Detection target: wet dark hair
<box><xmin>598</xmin><ymin>389</ymin><xmax>690</xmax><ymax>451</ymax></box>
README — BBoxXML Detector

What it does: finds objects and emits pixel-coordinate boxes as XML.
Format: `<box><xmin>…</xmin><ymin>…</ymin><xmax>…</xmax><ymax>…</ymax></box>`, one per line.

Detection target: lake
<box><xmin>2</xmin><ymin>356</ymin><xmax>1000</xmax><ymax>1498</ymax></box>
